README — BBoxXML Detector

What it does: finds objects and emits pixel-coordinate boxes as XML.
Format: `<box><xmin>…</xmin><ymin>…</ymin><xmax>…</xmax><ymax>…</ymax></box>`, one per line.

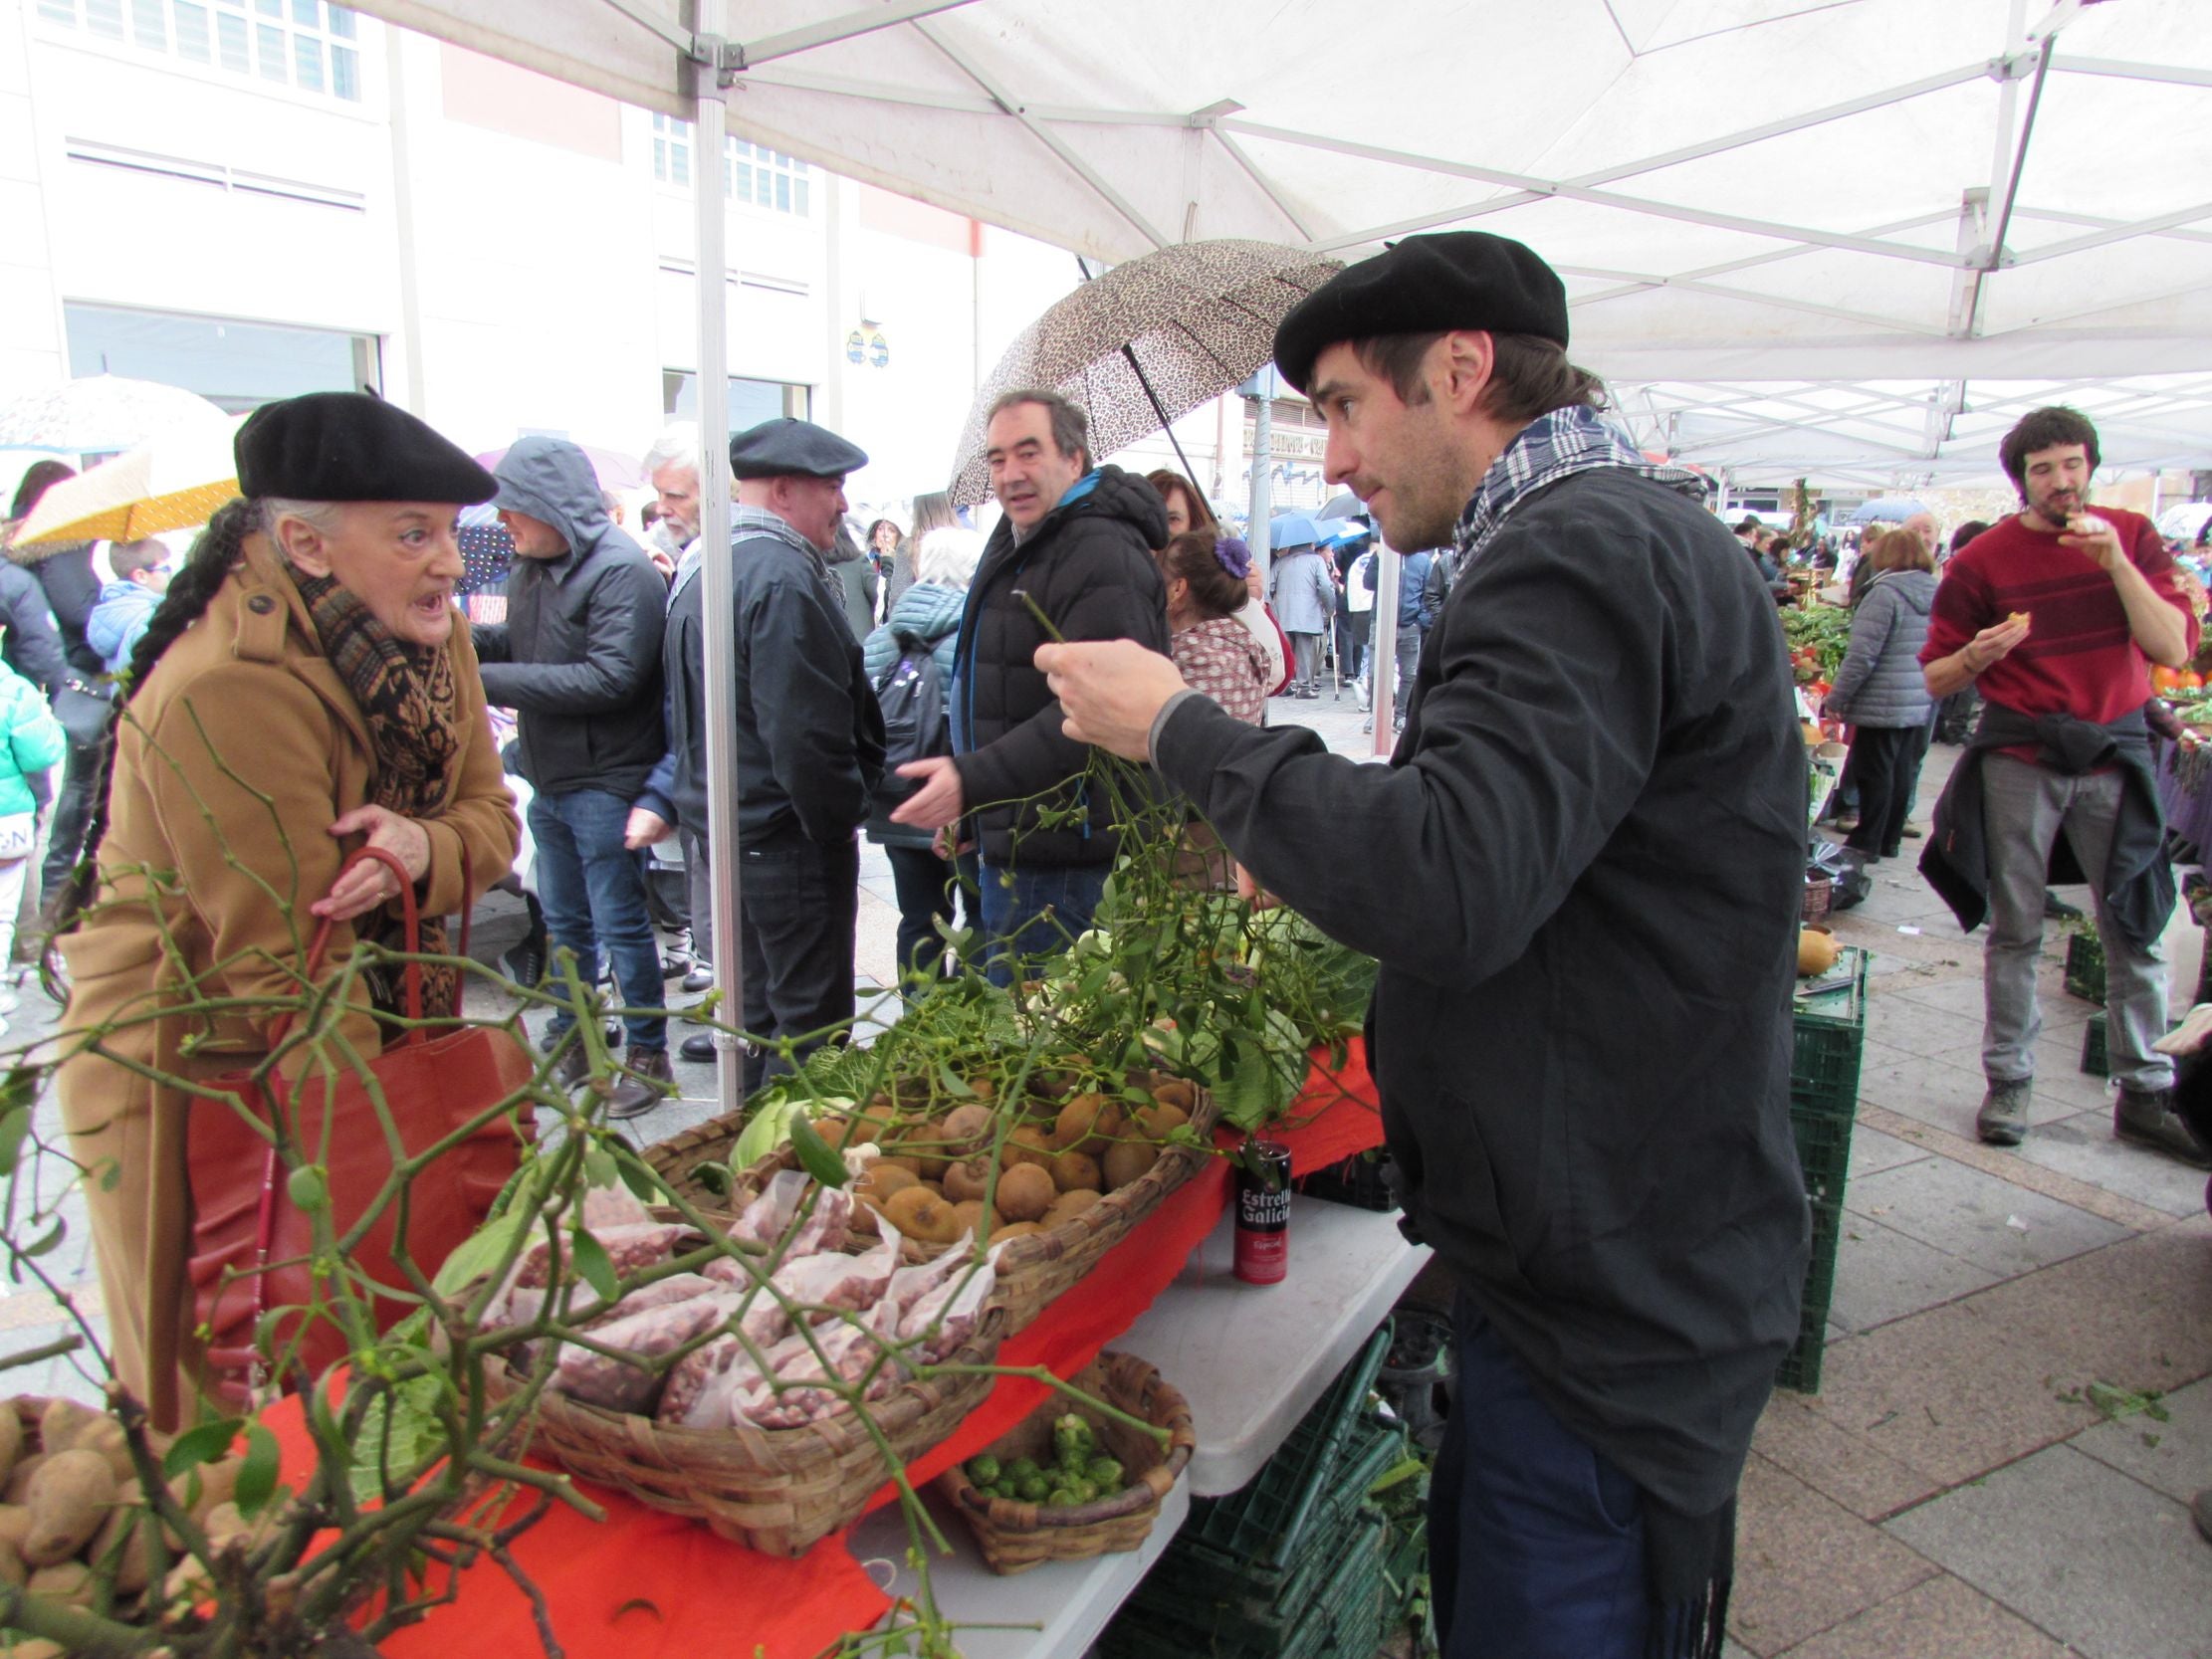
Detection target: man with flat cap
<box><xmin>629</xmin><ymin>417</ymin><xmax>884</xmax><ymax>1090</ymax></box>
<box><xmin>1036</xmin><ymin>233</ymin><xmax>1809</xmax><ymax>1659</ymax></box>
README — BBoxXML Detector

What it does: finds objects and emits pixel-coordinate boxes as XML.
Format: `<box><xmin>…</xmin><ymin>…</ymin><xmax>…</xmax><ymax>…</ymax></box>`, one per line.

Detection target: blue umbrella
<box><xmin>1313</xmin><ymin>518</ymin><xmax>1370</xmax><ymax>546</ymax></box>
<box><xmin>1268</xmin><ymin>514</ymin><xmax>1321</xmax><ymax>550</ymax></box>
<box><xmin>1850</xmin><ymin>497</ymin><xmax>1930</xmax><ymax>525</ymax></box>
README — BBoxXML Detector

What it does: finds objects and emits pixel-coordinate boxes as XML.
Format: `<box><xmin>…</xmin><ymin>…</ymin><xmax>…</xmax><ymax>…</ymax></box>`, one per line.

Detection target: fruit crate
<box><xmin>2065</xmin><ymin>929</ymin><xmax>2106</xmax><ymax>1004</ymax></box>
<box><xmin>1122</xmin><ymin>1417</ymin><xmax>1399</xmax><ymax>1654</ymax></box>
<box><xmin>1103</xmin><ymin>1509</ymin><xmax>1388</xmax><ymax>1659</ymax></box>
<box><xmin>1177</xmin><ymin>1322</ymin><xmax>1394</xmax><ymax>1569</ymax></box>
<box><xmin>1779</xmin><ymin>951</ymin><xmax>1867</xmax><ymax>1394</ymax></box>
<box><xmin>1295</xmin><ymin>1145</ymin><xmax>1399</xmax><ymax>1212</ymax></box>
<box><xmin>1792</xmin><ymin>945</ymin><xmax>1869</xmax><ymax>1116</ymax></box>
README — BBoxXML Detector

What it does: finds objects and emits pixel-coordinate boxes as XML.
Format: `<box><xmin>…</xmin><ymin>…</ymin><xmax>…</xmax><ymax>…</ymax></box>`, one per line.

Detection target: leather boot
<box><xmin>605</xmin><ymin>1046</ymin><xmax>675</xmax><ymax>1121</ymax></box>
<box><xmin>1976</xmin><ymin>1077</ymin><xmax>2032</xmax><ymax>1146</ymax></box>
<box><xmin>2114</xmin><ymin>1087</ymin><xmax>2212</xmax><ymax>1169</ymax></box>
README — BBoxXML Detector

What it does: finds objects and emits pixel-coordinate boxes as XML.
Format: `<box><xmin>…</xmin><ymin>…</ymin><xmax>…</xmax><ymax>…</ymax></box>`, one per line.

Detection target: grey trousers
<box><xmin>1981</xmin><ymin>755</ymin><xmax>2170</xmax><ymax>1091</ymax></box>
<box><xmin>682</xmin><ymin>828</ymin><xmax>715</xmax><ymax>970</ymax></box>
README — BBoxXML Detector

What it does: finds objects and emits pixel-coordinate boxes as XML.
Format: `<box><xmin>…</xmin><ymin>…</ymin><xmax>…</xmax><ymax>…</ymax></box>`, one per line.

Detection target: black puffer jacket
<box><xmin>471</xmin><ymin>438</ymin><xmax>667</xmax><ymax>797</ymax></box>
<box><xmin>951</xmin><ymin>467</ymin><xmax>1170</xmax><ymax>866</ymax></box>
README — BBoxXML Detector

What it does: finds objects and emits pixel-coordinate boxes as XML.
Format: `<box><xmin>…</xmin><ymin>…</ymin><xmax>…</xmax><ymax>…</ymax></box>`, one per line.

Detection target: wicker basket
<box><xmin>644</xmin><ymin>1083</ymin><xmax>1221</xmax><ymax>1337</ymax></box>
<box><xmin>1802</xmin><ymin>874</ymin><xmax>1833</xmax><ymax>924</ymax></box>
<box><xmin>936</xmin><ymin>1351</ymin><xmax>1194</xmax><ymax>1574</ymax></box>
<box><xmin>484</xmin><ymin>1299</ymin><xmax>1009</xmax><ymax>1557</ymax></box>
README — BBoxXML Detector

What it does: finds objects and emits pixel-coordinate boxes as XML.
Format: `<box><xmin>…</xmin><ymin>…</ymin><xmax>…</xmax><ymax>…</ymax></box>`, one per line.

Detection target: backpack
<box><xmin>871</xmin><ymin>630</ymin><xmax>949</xmax><ymax>818</ymax></box>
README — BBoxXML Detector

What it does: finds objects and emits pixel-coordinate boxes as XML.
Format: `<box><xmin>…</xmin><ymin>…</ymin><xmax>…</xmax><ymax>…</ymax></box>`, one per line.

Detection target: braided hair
<box><xmin>50</xmin><ymin>498</ymin><xmax>264</xmax><ymax>940</ymax></box>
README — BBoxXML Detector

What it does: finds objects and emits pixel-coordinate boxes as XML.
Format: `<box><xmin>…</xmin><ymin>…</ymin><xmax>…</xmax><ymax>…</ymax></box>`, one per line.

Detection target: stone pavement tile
<box><xmin>1828</xmin><ymin>1213</ymin><xmax>2000</xmax><ymax>1334</ymax></box>
<box><xmin>1852</xmin><ymin>1048</ymin><xmax>2013</xmax><ymax>1131</ymax></box>
<box><xmin>1922</xmin><ymin>1033</ymin><xmax>2116</xmax><ymax>1113</ymax></box>
<box><xmin>1773</xmin><ymin>1573</ymin><xmax>2073</xmax><ymax>1659</ymax></box>
<box><xmin>1849</xmin><ymin>1122</ymin><xmax>1931</xmax><ymax>1177</ymax></box>
<box><xmin>2072</xmin><ymin>1376</ymin><xmax>2212</xmax><ymax>1506</ymax></box>
<box><xmin>1725</xmin><ymin>1454</ymin><xmax>1939</xmax><ymax>1658</ymax></box>
<box><xmin>1809</xmin><ymin>1300</ymin><xmax>2102</xmax><ymax>1490</ymax></box>
<box><xmin>1882</xmin><ymin>1444</ymin><xmax>2212</xmax><ymax>1659</ymax></box>
<box><xmin>1855</xmin><ymin>1105</ymin><xmax>2172</xmax><ymax>1233</ymax></box>
<box><xmin>1962</xmin><ymin>1216</ymin><xmax>2212</xmax><ymax>1397</ymax></box>
<box><xmin>1863</xmin><ymin>1000</ymin><xmax>1985</xmax><ymax>1060</ymax></box>
<box><xmin>1844</xmin><ymin>1154</ymin><xmax>2130</xmax><ymax>1277</ymax></box>
<box><xmin>1752</xmin><ymin>1385</ymin><xmax>1939</xmax><ymax>1522</ymax></box>
<box><xmin>2012</xmin><ymin>1108</ymin><xmax>2212</xmax><ymax>1219</ymax></box>
<box><xmin>1886</xmin><ymin>974</ymin><xmax>2003</xmax><ymax>1022</ymax></box>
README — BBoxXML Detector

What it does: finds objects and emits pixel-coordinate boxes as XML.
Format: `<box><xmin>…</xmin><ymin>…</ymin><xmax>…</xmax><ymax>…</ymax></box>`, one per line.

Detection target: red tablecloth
<box><xmin>269</xmin><ymin>1042</ymin><xmax>1383</xmax><ymax>1659</ymax></box>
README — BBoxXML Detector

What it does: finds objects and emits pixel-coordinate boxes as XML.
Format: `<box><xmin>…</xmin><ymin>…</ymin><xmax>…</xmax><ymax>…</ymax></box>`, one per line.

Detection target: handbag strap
<box><xmin>267</xmin><ymin>846</ymin><xmax>424</xmax><ymax>1049</ymax></box>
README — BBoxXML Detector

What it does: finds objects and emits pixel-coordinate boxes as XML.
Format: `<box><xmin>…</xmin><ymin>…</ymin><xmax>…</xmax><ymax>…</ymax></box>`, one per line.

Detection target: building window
<box><xmin>661</xmin><ymin>371</ymin><xmax>810</xmax><ymax>432</ymax></box>
<box><xmin>727</xmin><ymin>139</ymin><xmax>809</xmax><ymax>216</ymax></box>
<box><xmin>38</xmin><ymin>0</ymin><xmax>362</xmax><ymax>101</ymax></box>
<box><xmin>648</xmin><ymin>117</ymin><xmax>810</xmax><ymax>216</ymax></box>
<box><xmin>65</xmin><ymin>302</ymin><xmax>380</xmax><ymax>412</ymax></box>
<box><xmin>650</xmin><ymin>111</ymin><xmax>691</xmax><ymax>187</ymax></box>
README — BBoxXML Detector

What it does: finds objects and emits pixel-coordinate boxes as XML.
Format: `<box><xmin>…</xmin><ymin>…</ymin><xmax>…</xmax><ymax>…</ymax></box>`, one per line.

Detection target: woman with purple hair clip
<box><xmin>1157</xmin><ymin>530</ymin><xmax>1271</xmax><ymax>725</ymax></box>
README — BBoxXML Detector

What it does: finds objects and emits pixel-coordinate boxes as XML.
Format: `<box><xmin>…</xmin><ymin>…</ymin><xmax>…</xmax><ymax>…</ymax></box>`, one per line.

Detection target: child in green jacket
<box><xmin>0</xmin><ymin>635</ymin><xmax>66</xmax><ymax>1027</ymax></box>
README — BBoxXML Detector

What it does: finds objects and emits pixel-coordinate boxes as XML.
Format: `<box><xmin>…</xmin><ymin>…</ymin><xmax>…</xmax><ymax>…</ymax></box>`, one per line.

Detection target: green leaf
<box><xmin>937</xmin><ymin>1064</ymin><xmax>976</xmax><ymax>1100</ymax></box>
<box><xmin>0</xmin><ymin>1105</ymin><xmax>29</xmax><ymax>1179</ymax></box>
<box><xmin>17</xmin><ymin>1217</ymin><xmax>65</xmax><ymax>1260</ymax></box>
<box><xmin>432</xmin><ymin>1205</ymin><xmax>535</xmax><ymax>1299</ymax></box>
<box><xmin>570</xmin><ymin>1226</ymin><xmax>619</xmax><ymax>1303</ymax></box>
<box><xmin>616</xmin><ymin>1152</ymin><xmax>662</xmax><ymax>1204</ymax></box>
<box><xmin>286</xmin><ymin>1165</ymin><xmax>329</xmax><ymax>1213</ymax></box>
<box><xmin>731</xmin><ymin>1099</ymin><xmax>803</xmax><ymax>1172</ymax></box>
<box><xmin>234</xmin><ymin>1421</ymin><xmax>281</xmax><ymax>1519</ymax></box>
<box><xmin>787</xmin><ymin>1113</ymin><xmax>851</xmax><ymax>1188</ymax></box>
<box><xmin>691</xmin><ymin>1159</ymin><xmax>734</xmax><ymax>1199</ymax></box>
<box><xmin>582</xmin><ymin>1145</ymin><xmax>619</xmax><ymax>1193</ymax></box>
<box><xmin>163</xmin><ymin>1417</ymin><xmax>244</xmax><ymax>1478</ymax></box>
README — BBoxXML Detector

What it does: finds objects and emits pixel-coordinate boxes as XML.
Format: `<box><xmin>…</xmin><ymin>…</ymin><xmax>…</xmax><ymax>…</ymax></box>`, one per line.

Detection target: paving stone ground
<box><xmin>6</xmin><ymin>692</ymin><xmax>2210</xmax><ymax>1657</ymax></box>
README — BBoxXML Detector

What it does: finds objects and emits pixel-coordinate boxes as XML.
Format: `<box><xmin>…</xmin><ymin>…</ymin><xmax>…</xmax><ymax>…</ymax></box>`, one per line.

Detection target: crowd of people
<box><xmin>7</xmin><ymin>219</ymin><xmax>2212</xmax><ymax>1653</ymax></box>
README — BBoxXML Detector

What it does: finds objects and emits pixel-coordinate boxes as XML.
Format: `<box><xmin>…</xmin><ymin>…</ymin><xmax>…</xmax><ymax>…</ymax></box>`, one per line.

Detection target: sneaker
<box><xmin>604</xmin><ymin>1046</ymin><xmax>675</xmax><ymax>1120</ymax></box>
<box><xmin>539</xmin><ymin>1018</ymin><xmax>619</xmax><ymax>1056</ymax></box>
<box><xmin>660</xmin><ymin>929</ymin><xmax>696</xmax><ymax>979</ymax></box>
<box><xmin>1831</xmin><ymin>815</ymin><xmax>1860</xmax><ymax>834</ymax></box>
<box><xmin>1976</xmin><ymin>1078</ymin><xmax>2033</xmax><ymax>1146</ymax></box>
<box><xmin>2114</xmin><ymin>1087</ymin><xmax>2212</xmax><ymax>1169</ymax></box>
<box><xmin>1901</xmin><ymin>821</ymin><xmax>1926</xmax><ymax>839</ymax></box>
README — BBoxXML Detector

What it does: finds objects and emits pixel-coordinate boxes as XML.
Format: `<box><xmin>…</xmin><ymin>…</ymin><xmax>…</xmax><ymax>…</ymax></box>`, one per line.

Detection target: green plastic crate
<box><xmin>2080</xmin><ymin>1013</ymin><xmax>2178</xmax><ymax>1079</ymax></box>
<box><xmin>1792</xmin><ymin>946</ymin><xmax>1870</xmax><ymax>1115</ymax></box>
<box><xmin>2065</xmin><ymin>929</ymin><xmax>2106</xmax><ymax>1004</ymax></box>
<box><xmin>1105</xmin><ymin>1512</ymin><xmax>1387</xmax><ymax>1659</ymax></box>
<box><xmin>1178</xmin><ymin>1323</ymin><xmax>1395</xmax><ymax>1569</ymax></box>
<box><xmin>1129</xmin><ymin>1413</ymin><xmax>1404</xmax><ymax>1650</ymax></box>
<box><xmin>1779</xmin><ymin>949</ymin><xmax>1867</xmax><ymax>1393</ymax></box>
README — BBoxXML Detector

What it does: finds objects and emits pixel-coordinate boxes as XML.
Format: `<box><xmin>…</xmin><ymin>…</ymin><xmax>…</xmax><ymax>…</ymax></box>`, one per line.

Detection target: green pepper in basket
<box><xmin>1087</xmin><ymin>1457</ymin><xmax>1124</xmax><ymax>1493</ymax></box>
<box><xmin>965</xmin><ymin>1454</ymin><xmax>1001</xmax><ymax>1489</ymax></box>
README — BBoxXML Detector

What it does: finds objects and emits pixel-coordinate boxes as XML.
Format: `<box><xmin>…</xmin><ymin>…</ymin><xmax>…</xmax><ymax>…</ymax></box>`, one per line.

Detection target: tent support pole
<box><xmin>693</xmin><ymin>0</ymin><xmax>746</xmax><ymax>1110</ymax></box>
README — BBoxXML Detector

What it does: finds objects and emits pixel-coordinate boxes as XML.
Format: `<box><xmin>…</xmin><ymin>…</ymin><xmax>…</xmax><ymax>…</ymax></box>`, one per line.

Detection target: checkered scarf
<box><xmin>1454</xmin><ymin>403</ymin><xmax>1710</xmax><ymax>572</ymax></box>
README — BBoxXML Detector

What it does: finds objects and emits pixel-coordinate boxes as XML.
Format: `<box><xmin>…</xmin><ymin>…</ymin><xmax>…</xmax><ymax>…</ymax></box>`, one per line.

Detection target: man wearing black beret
<box><xmin>1037</xmin><ymin>232</ymin><xmax>1809</xmax><ymax>1659</ymax></box>
<box><xmin>629</xmin><ymin>418</ymin><xmax>884</xmax><ymax>1089</ymax></box>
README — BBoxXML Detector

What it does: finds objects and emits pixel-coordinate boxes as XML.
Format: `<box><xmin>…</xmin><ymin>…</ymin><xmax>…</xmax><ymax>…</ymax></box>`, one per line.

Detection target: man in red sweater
<box><xmin>1920</xmin><ymin>406</ymin><xmax>2207</xmax><ymax>1163</ymax></box>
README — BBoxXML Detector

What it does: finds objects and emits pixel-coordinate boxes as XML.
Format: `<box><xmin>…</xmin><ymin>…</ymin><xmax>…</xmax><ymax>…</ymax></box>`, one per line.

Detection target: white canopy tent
<box><xmin>340</xmin><ymin>0</ymin><xmax>2212</xmax><ymax>1089</ymax></box>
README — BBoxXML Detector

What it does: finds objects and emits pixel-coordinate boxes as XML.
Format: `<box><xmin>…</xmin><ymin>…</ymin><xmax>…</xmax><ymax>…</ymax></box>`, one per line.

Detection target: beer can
<box><xmin>1233</xmin><ymin>1140</ymin><xmax>1292</xmax><ymax>1285</ymax></box>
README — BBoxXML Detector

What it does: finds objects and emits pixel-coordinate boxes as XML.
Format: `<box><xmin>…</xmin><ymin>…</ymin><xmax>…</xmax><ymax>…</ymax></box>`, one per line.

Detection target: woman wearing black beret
<box><xmin>53</xmin><ymin>391</ymin><xmax>520</xmax><ymax>1428</ymax></box>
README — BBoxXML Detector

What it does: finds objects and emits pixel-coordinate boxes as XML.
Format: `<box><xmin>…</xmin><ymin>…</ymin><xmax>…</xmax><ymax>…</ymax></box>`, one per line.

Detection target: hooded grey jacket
<box><xmin>1827</xmin><ymin>569</ymin><xmax>1936</xmax><ymax>729</ymax></box>
<box><xmin>471</xmin><ymin>437</ymin><xmax>667</xmax><ymax>797</ymax></box>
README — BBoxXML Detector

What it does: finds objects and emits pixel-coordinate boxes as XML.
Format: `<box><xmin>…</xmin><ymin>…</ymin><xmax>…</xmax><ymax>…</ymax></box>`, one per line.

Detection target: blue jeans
<box><xmin>976</xmin><ymin>860</ymin><xmax>1108</xmax><ymax>988</ymax></box>
<box><xmin>1431</xmin><ymin>1298</ymin><xmax>1648</xmax><ymax>1658</ymax></box>
<box><xmin>529</xmin><ymin>787</ymin><xmax>666</xmax><ymax>1050</ymax></box>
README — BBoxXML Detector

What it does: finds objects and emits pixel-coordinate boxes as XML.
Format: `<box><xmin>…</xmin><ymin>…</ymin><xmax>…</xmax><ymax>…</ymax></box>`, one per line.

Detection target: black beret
<box><xmin>235</xmin><ymin>392</ymin><xmax>496</xmax><ymax>505</ymax></box>
<box><xmin>728</xmin><ymin>417</ymin><xmax>869</xmax><ymax>481</ymax></box>
<box><xmin>1272</xmin><ymin>232</ymin><xmax>1570</xmax><ymax>395</ymax></box>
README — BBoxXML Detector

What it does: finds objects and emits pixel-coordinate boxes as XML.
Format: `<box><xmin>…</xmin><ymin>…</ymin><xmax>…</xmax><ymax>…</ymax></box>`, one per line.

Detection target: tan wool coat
<box><xmin>56</xmin><ymin>528</ymin><xmax>520</xmax><ymax>1429</ymax></box>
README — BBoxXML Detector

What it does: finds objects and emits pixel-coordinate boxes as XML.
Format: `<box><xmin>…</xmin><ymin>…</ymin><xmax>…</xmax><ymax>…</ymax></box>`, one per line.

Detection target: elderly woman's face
<box><xmin>281</xmin><ymin>502</ymin><xmax>465</xmax><ymax>648</ymax></box>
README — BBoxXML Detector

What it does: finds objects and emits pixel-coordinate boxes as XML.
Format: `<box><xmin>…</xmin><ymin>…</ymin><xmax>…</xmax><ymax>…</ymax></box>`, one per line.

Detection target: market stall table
<box><xmin>261</xmin><ymin>1045</ymin><xmax>1389</xmax><ymax>1658</ymax></box>
<box><xmin>844</xmin><ymin>1196</ymin><xmax>1428</xmax><ymax>1658</ymax></box>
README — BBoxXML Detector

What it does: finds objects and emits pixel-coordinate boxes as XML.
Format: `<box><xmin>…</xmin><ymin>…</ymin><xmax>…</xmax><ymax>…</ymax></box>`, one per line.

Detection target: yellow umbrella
<box><xmin>13</xmin><ymin>413</ymin><xmax>248</xmax><ymax>547</ymax></box>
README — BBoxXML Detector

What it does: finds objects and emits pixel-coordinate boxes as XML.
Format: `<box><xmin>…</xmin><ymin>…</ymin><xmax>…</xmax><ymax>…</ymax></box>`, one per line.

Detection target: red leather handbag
<box><xmin>188</xmin><ymin>846</ymin><xmax>534</xmax><ymax>1402</ymax></box>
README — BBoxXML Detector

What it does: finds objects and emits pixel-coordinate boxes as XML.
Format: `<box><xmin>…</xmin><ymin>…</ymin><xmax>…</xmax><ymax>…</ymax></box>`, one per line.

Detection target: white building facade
<box><xmin>2</xmin><ymin>0</ymin><xmax>1257</xmax><ymax>518</ymax></box>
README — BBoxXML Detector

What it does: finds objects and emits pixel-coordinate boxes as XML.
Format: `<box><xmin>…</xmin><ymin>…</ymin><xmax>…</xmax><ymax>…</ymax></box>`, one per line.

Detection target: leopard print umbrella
<box><xmin>948</xmin><ymin>239</ymin><xmax>1344</xmax><ymax>506</ymax></box>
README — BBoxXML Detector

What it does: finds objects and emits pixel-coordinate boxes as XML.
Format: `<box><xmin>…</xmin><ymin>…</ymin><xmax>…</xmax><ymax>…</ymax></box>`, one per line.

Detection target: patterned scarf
<box><xmin>288</xmin><ymin>566</ymin><xmax>465</xmax><ymax>1020</ymax></box>
<box><xmin>1454</xmin><ymin>403</ymin><xmax>1711</xmax><ymax>573</ymax></box>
